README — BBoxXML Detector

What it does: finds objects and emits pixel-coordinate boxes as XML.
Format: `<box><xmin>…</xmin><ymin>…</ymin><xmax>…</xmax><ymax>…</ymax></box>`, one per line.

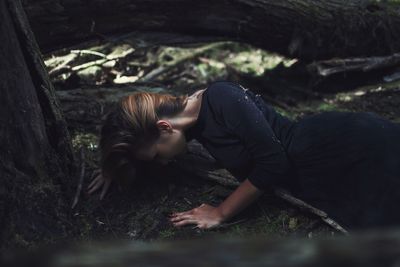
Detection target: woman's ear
<box><xmin>156</xmin><ymin>119</ymin><xmax>173</xmax><ymax>133</ymax></box>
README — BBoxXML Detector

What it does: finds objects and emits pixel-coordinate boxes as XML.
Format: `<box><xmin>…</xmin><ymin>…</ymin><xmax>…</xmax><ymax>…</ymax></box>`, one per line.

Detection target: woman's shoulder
<box><xmin>205</xmin><ymin>80</ymin><xmax>247</xmax><ymax>104</ymax></box>
<box><xmin>206</xmin><ymin>80</ymin><xmax>245</xmax><ymax>93</ymax></box>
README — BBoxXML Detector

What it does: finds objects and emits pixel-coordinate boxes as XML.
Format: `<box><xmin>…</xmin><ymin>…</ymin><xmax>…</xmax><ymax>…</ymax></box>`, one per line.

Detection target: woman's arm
<box><xmin>206</xmin><ymin>82</ymin><xmax>292</xmax><ymax>190</ymax></box>
<box><xmin>217</xmin><ymin>178</ymin><xmax>264</xmax><ymax>221</ymax></box>
<box><xmin>171</xmin><ymin>82</ymin><xmax>291</xmax><ymax>229</ymax></box>
<box><xmin>170</xmin><ymin>178</ymin><xmax>264</xmax><ymax>229</ymax></box>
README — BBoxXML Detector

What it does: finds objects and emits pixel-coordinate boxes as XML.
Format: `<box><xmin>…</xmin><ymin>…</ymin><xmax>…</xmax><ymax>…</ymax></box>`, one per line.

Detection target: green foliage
<box><xmin>72</xmin><ymin>132</ymin><xmax>98</xmax><ymax>151</ymax></box>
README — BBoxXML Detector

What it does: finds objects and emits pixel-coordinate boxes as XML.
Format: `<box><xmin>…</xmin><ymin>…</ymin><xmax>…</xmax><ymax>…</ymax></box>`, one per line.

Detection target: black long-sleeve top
<box><xmin>187</xmin><ymin>80</ymin><xmax>400</xmax><ymax>230</ymax></box>
<box><xmin>185</xmin><ymin>80</ymin><xmax>298</xmax><ymax>191</ymax></box>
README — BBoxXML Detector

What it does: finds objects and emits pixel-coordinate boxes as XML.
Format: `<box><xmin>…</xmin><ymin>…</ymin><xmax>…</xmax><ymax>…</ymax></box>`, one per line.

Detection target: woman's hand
<box><xmin>87</xmin><ymin>169</ymin><xmax>112</xmax><ymax>200</ymax></box>
<box><xmin>169</xmin><ymin>203</ymin><xmax>225</xmax><ymax>229</ymax></box>
<box><xmin>169</xmin><ymin>179</ymin><xmax>263</xmax><ymax>230</ymax></box>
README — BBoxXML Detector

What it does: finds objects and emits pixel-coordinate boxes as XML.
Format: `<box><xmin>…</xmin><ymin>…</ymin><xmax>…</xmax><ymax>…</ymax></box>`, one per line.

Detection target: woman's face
<box><xmin>135</xmin><ymin>123</ymin><xmax>188</xmax><ymax>165</ymax></box>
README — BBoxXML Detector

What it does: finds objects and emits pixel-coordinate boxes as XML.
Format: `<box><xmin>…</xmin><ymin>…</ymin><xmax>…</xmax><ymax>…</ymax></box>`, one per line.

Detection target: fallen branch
<box><xmin>49</xmin><ymin>47</ymin><xmax>136</xmax><ymax>78</ymax></box>
<box><xmin>71</xmin><ymin>49</ymin><xmax>108</xmax><ymax>58</ymax></box>
<box><xmin>72</xmin><ymin>47</ymin><xmax>136</xmax><ymax>72</ymax></box>
<box><xmin>48</xmin><ymin>53</ymin><xmax>77</xmax><ymax>78</ymax></box>
<box><xmin>308</xmin><ymin>53</ymin><xmax>400</xmax><ymax>77</ymax></box>
<box><xmin>138</xmin><ymin>42</ymin><xmax>228</xmax><ymax>82</ymax></box>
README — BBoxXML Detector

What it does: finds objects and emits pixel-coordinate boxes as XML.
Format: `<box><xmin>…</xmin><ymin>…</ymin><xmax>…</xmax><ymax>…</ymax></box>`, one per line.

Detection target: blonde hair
<box><xmin>99</xmin><ymin>91</ymin><xmax>189</xmax><ymax>183</ymax></box>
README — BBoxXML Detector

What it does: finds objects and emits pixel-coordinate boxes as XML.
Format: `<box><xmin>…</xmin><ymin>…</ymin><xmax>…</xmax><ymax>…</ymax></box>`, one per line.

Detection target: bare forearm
<box><xmin>217</xmin><ymin>179</ymin><xmax>264</xmax><ymax>222</ymax></box>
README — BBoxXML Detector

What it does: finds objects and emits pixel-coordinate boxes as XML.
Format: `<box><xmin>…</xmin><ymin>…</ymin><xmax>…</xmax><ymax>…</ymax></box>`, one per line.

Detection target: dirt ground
<box><xmin>45</xmin><ymin>39</ymin><xmax>400</xmax><ymax>244</ymax></box>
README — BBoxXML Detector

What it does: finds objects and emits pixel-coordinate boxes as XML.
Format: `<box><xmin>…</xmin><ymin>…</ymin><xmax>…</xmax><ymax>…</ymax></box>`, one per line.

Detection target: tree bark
<box><xmin>0</xmin><ymin>0</ymin><xmax>75</xmax><ymax>247</ymax></box>
<box><xmin>24</xmin><ymin>0</ymin><xmax>400</xmax><ymax>61</ymax></box>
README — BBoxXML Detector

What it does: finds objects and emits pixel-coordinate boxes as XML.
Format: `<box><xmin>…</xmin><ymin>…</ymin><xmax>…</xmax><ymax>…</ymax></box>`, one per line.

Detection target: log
<box><xmin>3</xmin><ymin>227</ymin><xmax>400</xmax><ymax>267</ymax></box>
<box><xmin>0</xmin><ymin>0</ymin><xmax>75</xmax><ymax>247</ymax></box>
<box><xmin>307</xmin><ymin>53</ymin><xmax>400</xmax><ymax>77</ymax></box>
<box><xmin>24</xmin><ymin>0</ymin><xmax>400</xmax><ymax>61</ymax></box>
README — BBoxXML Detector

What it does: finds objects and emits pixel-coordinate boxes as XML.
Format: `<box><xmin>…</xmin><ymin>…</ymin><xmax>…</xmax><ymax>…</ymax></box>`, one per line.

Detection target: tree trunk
<box><xmin>0</xmin><ymin>0</ymin><xmax>75</xmax><ymax>247</ymax></box>
<box><xmin>24</xmin><ymin>0</ymin><xmax>400</xmax><ymax>61</ymax></box>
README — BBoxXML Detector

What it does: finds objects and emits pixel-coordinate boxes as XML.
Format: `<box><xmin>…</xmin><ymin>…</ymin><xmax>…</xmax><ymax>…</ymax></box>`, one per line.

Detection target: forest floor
<box><xmin>43</xmin><ymin>37</ymin><xmax>400</xmax><ymax>244</ymax></box>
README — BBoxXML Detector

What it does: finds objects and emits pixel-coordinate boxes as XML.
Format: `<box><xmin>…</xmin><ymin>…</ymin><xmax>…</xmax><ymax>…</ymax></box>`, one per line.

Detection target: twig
<box><xmin>257</xmin><ymin>202</ymin><xmax>271</xmax><ymax>223</ymax></box>
<box><xmin>183</xmin><ymin>197</ymin><xmax>192</xmax><ymax>205</ymax></box>
<box><xmin>100</xmin><ymin>203</ymin><xmax>118</xmax><ymax>239</ymax></box>
<box><xmin>72</xmin><ymin>48</ymin><xmax>135</xmax><ymax>72</ymax></box>
<box><xmin>50</xmin><ymin>48</ymin><xmax>135</xmax><ymax>78</ymax></box>
<box><xmin>273</xmin><ymin>187</ymin><xmax>327</xmax><ymax>218</ymax></box>
<box><xmin>48</xmin><ymin>53</ymin><xmax>77</xmax><ymax>78</ymax></box>
<box><xmin>199</xmin><ymin>185</ymin><xmax>217</xmax><ymax>196</ymax></box>
<box><xmin>71</xmin><ymin>146</ymin><xmax>85</xmax><ymax>209</ymax></box>
<box><xmin>138</xmin><ymin>42</ymin><xmax>227</xmax><ymax>82</ymax></box>
<box><xmin>71</xmin><ymin>49</ymin><xmax>107</xmax><ymax>58</ymax></box>
<box><xmin>321</xmin><ymin>217</ymin><xmax>349</xmax><ymax>234</ymax></box>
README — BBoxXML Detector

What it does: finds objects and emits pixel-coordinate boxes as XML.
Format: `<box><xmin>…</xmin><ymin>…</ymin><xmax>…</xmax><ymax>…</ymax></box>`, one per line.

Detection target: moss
<box><xmin>225</xmin><ymin>49</ymin><xmax>296</xmax><ymax>77</ymax></box>
<box><xmin>316</xmin><ymin>102</ymin><xmax>338</xmax><ymax>112</ymax></box>
<box><xmin>275</xmin><ymin>107</ymin><xmax>298</xmax><ymax>120</ymax></box>
<box><xmin>72</xmin><ymin>132</ymin><xmax>99</xmax><ymax>151</ymax></box>
<box><xmin>288</xmin><ymin>217</ymin><xmax>299</xmax><ymax>230</ymax></box>
<box><xmin>158</xmin><ymin>228</ymin><xmax>176</xmax><ymax>240</ymax></box>
<box><xmin>78</xmin><ymin>218</ymin><xmax>94</xmax><ymax>239</ymax></box>
<box><xmin>13</xmin><ymin>233</ymin><xmax>31</xmax><ymax>248</ymax></box>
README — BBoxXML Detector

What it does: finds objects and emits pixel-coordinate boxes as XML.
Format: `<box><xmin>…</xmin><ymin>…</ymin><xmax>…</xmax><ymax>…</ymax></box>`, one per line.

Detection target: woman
<box><xmin>88</xmin><ymin>80</ymin><xmax>400</xmax><ymax>231</ymax></box>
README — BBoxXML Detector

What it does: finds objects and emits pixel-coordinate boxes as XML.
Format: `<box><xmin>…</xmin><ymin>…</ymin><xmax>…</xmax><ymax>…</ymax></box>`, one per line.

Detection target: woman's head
<box><xmin>99</xmin><ymin>91</ymin><xmax>190</xmax><ymax>183</ymax></box>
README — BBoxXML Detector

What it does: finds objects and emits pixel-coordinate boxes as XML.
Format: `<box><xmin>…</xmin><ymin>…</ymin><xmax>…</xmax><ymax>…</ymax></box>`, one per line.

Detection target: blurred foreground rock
<box><xmin>2</xmin><ymin>227</ymin><xmax>400</xmax><ymax>267</ymax></box>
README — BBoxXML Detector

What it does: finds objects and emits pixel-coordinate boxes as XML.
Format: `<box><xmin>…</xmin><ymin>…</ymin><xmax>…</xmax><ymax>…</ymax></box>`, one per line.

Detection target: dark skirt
<box><xmin>287</xmin><ymin>111</ymin><xmax>400</xmax><ymax>231</ymax></box>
